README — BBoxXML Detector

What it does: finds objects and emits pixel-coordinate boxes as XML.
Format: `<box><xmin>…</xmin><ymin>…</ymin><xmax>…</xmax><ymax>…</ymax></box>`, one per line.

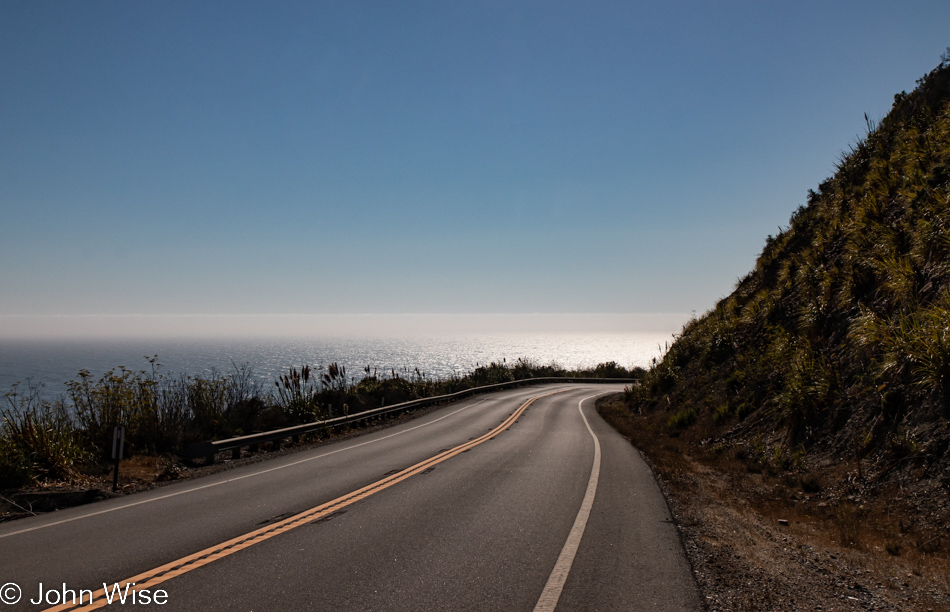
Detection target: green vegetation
<box><xmin>1</xmin><ymin>357</ymin><xmax>640</xmax><ymax>488</ymax></box>
<box><xmin>626</xmin><ymin>57</ymin><xmax>950</xmax><ymax>536</ymax></box>
<box><xmin>0</xmin><ymin>383</ymin><xmax>88</xmax><ymax>486</ymax></box>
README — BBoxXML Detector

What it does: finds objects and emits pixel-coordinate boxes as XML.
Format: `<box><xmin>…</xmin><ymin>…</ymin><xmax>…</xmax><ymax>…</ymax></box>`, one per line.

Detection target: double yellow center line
<box><xmin>47</xmin><ymin>388</ymin><xmax>567</xmax><ymax>611</ymax></box>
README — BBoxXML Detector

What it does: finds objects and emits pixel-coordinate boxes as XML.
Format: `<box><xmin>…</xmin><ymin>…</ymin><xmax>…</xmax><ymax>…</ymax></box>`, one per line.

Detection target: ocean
<box><xmin>0</xmin><ymin>333</ymin><xmax>672</xmax><ymax>399</ymax></box>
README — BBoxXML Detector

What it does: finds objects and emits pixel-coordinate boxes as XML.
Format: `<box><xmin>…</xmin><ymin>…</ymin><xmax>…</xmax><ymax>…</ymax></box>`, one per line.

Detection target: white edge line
<box><xmin>0</xmin><ymin>397</ymin><xmax>492</xmax><ymax>539</ymax></box>
<box><xmin>533</xmin><ymin>392</ymin><xmax>607</xmax><ymax>612</ymax></box>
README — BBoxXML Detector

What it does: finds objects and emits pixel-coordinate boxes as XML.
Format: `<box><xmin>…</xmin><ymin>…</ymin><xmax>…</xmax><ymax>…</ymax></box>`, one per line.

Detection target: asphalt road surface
<box><xmin>0</xmin><ymin>384</ymin><xmax>702</xmax><ymax>611</ymax></box>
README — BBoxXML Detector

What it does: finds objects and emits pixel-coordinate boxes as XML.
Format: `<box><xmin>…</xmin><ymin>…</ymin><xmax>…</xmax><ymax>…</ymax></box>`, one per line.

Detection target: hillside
<box><xmin>604</xmin><ymin>57</ymin><xmax>950</xmax><ymax>609</ymax></box>
<box><xmin>637</xmin><ymin>57</ymin><xmax>950</xmax><ymax>484</ymax></box>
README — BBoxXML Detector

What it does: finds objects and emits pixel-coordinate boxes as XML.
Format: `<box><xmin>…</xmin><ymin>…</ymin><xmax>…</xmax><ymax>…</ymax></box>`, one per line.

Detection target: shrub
<box><xmin>667</xmin><ymin>407</ymin><xmax>698</xmax><ymax>430</ymax></box>
<box><xmin>713</xmin><ymin>403</ymin><xmax>732</xmax><ymax>424</ymax></box>
<box><xmin>591</xmin><ymin>361</ymin><xmax>633</xmax><ymax>378</ymax></box>
<box><xmin>735</xmin><ymin>402</ymin><xmax>755</xmax><ymax>420</ymax></box>
<box><xmin>67</xmin><ymin>366</ymin><xmax>161</xmax><ymax>457</ymax></box>
<box><xmin>1</xmin><ymin>382</ymin><xmax>89</xmax><ymax>485</ymax></box>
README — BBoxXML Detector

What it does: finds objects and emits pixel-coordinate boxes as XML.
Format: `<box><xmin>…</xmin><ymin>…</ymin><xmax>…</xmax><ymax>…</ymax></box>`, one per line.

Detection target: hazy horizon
<box><xmin>0</xmin><ymin>312</ymin><xmax>689</xmax><ymax>340</ymax></box>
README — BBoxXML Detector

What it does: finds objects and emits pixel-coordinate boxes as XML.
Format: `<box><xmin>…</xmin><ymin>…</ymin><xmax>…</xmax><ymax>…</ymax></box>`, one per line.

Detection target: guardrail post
<box><xmin>111</xmin><ymin>426</ymin><xmax>125</xmax><ymax>493</ymax></box>
<box><xmin>231</xmin><ymin>448</ymin><xmax>241</xmax><ymax>460</ymax></box>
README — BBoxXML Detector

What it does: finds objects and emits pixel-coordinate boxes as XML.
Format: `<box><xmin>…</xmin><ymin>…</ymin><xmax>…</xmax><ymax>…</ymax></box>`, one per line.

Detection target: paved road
<box><xmin>0</xmin><ymin>384</ymin><xmax>701</xmax><ymax>611</ymax></box>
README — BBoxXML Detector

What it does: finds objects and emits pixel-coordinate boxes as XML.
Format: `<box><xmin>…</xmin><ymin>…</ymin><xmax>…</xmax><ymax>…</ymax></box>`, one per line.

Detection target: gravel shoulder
<box><xmin>597</xmin><ymin>395</ymin><xmax>950</xmax><ymax>612</ymax></box>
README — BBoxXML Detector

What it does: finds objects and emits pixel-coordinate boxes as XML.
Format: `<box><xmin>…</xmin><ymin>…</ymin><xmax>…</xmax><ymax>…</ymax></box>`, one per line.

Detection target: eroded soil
<box><xmin>598</xmin><ymin>395</ymin><xmax>950</xmax><ymax>611</ymax></box>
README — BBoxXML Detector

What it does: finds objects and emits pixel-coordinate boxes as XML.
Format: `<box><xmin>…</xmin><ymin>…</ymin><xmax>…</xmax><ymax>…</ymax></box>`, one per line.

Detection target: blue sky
<box><xmin>1</xmin><ymin>1</ymin><xmax>949</xmax><ymax>336</ymax></box>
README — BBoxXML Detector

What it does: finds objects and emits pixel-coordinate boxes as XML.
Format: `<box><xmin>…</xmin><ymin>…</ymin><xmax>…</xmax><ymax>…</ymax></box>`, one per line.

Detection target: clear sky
<box><xmin>1</xmin><ymin>1</ymin><xmax>949</xmax><ymax>337</ymax></box>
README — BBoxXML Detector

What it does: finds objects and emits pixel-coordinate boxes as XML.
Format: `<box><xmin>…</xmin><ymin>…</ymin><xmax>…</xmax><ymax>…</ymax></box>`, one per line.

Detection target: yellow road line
<box><xmin>533</xmin><ymin>392</ymin><xmax>606</xmax><ymax>612</ymax></box>
<box><xmin>45</xmin><ymin>388</ymin><xmax>569</xmax><ymax>612</ymax></box>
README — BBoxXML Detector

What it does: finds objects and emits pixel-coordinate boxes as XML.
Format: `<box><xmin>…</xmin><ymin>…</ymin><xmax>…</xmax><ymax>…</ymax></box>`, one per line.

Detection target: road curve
<box><xmin>0</xmin><ymin>384</ymin><xmax>702</xmax><ymax>611</ymax></box>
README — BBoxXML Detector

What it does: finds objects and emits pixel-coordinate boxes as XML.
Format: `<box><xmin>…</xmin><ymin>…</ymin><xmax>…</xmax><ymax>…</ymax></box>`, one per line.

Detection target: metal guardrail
<box><xmin>186</xmin><ymin>377</ymin><xmax>636</xmax><ymax>464</ymax></box>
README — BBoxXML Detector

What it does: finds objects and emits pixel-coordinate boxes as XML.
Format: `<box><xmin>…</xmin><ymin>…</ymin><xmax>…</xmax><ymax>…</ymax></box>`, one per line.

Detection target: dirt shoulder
<box><xmin>597</xmin><ymin>395</ymin><xmax>950</xmax><ymax>612</ymax></box>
